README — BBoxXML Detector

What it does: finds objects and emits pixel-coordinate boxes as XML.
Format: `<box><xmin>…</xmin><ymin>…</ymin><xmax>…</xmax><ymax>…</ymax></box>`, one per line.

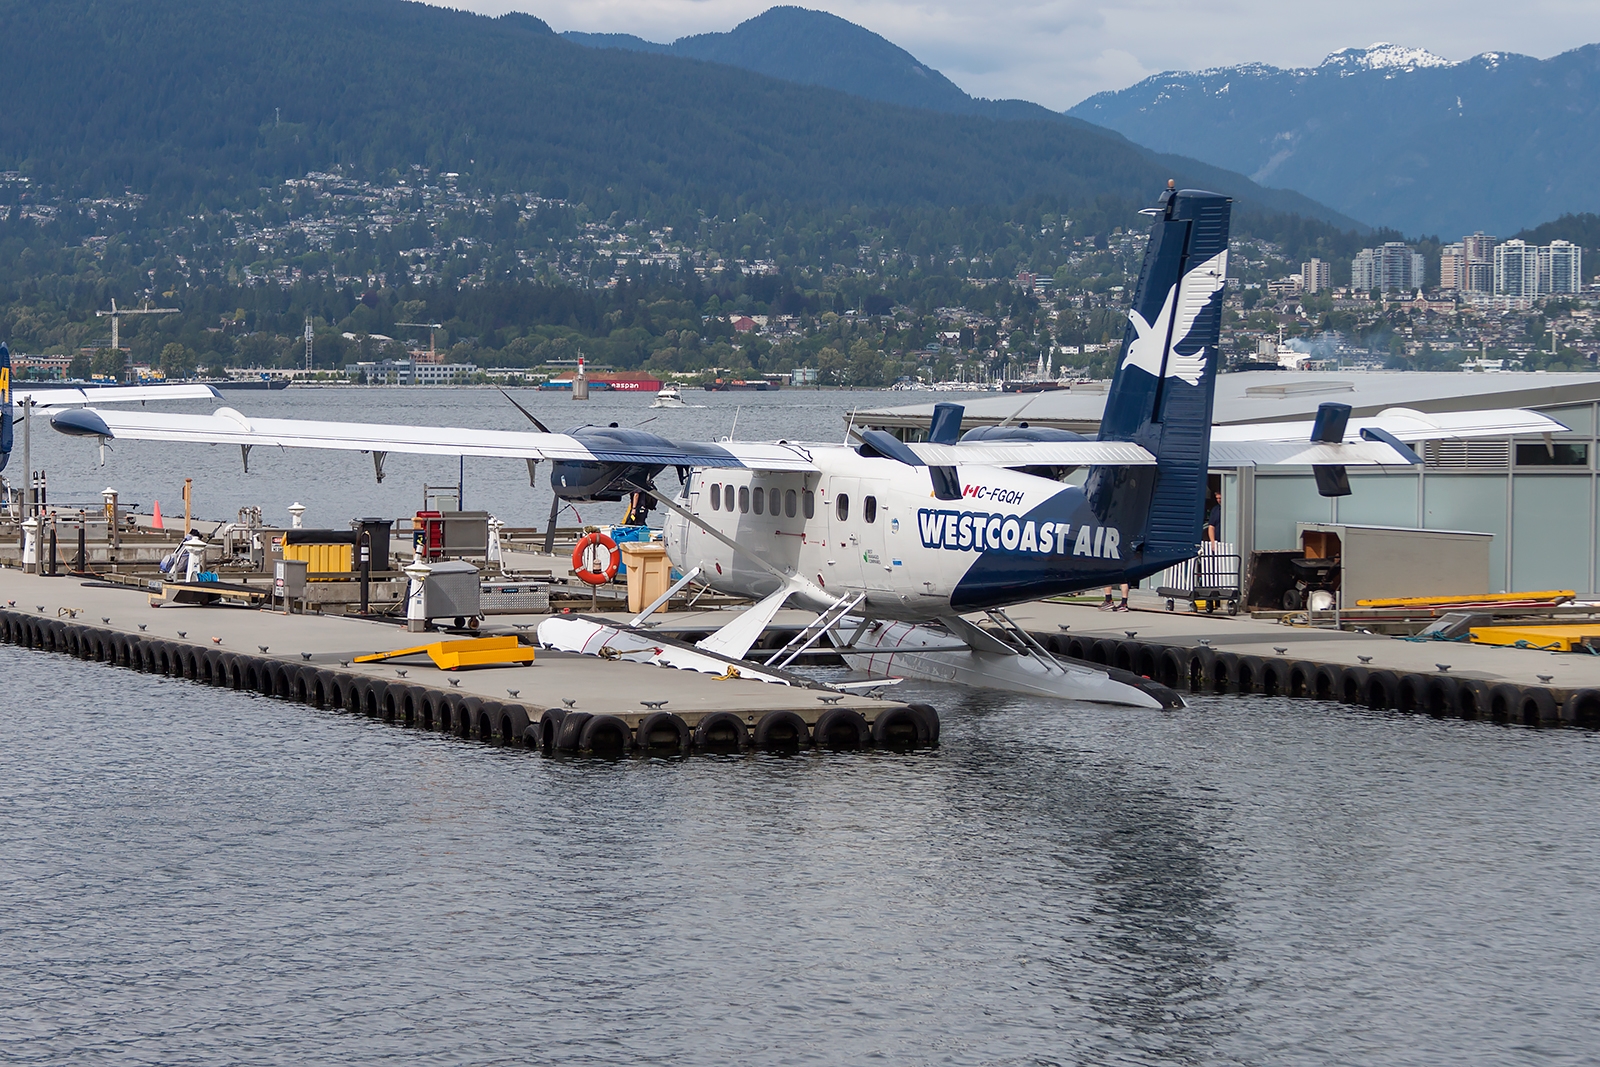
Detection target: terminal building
<box><xmin>855</xmin><ymin>373</ymin><xmax>1600</xmax><ymax>597</ymax></box>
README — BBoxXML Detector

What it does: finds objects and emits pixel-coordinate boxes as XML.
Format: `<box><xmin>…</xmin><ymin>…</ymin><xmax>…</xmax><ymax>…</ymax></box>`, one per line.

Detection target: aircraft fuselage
<box><xmin>662</xmin><ymin>444</ymin><xmax>1160</xmax><ymax>619</ymax></box>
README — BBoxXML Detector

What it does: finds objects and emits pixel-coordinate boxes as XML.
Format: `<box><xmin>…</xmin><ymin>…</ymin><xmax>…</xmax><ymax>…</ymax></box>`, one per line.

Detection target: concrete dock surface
<box><xmin>1004</xmin><ymin>595</ymin><xmax>1599</xmax><ymax>691</ymax></box>
<box><xmin>0</xmin><ymin>568</ymin><xmax>917</xmax><ymax>740</ymax></box>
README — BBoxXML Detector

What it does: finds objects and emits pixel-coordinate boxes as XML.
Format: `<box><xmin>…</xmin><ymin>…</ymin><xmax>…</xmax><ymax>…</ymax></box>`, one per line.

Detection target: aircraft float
<box><xmin>44</xmin><ymin>187</ymin><xmax>1565</xmax><ymax>706</ymax></box>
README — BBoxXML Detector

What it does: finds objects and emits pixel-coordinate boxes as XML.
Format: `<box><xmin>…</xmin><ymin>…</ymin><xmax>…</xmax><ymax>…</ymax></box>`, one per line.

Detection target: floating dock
<box><xmin>0</xmin><ymin>569</ymin><xmax>935</xmax><ymax>754</ymax></box>
<box><xmin>997</xmin><ymin>598</ymin><xmax>1600</xmax><ymax>726</ymax></box>
<box><xmin>8</xmin><ymin>563</ymin><xmax>1600</xmax><ymax>742</ymax></box>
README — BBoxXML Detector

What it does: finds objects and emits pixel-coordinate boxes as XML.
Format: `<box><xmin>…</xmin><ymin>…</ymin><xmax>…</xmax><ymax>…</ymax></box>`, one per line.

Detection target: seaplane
<box><xmin>44</xmin><ymin>187</ymin><xmax>1567</xmax><ymax>707</ymax></box>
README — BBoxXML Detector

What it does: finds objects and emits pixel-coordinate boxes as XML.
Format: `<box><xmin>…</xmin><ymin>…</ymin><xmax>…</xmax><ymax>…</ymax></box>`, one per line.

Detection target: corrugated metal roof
<box><xmin>855</xmin><ymin>372</ymin><xmax>1600</xmax><ymax>432</ymax></box>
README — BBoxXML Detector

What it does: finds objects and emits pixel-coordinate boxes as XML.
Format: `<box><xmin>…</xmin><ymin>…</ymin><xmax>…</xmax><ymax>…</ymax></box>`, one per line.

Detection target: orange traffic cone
<box><xmin>151</xmin><ymin>500</ymin><xmax>164</xmax><ymax>529</ymax></box>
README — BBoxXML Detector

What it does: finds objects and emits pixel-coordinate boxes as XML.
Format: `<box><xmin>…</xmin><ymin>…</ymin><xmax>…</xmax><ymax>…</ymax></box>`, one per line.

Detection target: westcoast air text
<box><xmin>916</xmin><ymin>508</ymin><xmax>1121</xmax><ymax>559</ymax></box>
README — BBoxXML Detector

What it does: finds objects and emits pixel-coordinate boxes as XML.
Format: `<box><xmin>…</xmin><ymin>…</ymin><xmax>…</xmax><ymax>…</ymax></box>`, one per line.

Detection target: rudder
<box><xmin>1085</xmin><ymin>187</ymin><xmax>1232</xmax><ymax>574</ymax></box>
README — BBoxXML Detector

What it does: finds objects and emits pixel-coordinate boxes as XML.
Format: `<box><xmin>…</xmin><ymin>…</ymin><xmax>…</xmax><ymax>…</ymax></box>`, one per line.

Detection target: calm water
<box><xmin>3</xmin><ymin>642</ymin><xmax>1600</xmax><ymax>1065</ymax></box>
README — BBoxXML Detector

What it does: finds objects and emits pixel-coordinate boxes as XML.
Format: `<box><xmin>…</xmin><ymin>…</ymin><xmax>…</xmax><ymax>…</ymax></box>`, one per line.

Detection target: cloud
<box><xmin>446</xmin><ymin>0</ymin><xmax>1600</xmax><ymax>108</ymax></box>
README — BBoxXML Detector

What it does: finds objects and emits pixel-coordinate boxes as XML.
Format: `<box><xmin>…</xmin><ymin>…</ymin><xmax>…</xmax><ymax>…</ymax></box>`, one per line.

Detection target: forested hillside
<box><xmin>0</xmin><ymin>0</ymin><xmax>1347</xmax><ymax>226</ymax></box>
<box><xmin>0</xmin><ymin>0</ymin><xmax>1376</xmax><ymax>385</ymax></box>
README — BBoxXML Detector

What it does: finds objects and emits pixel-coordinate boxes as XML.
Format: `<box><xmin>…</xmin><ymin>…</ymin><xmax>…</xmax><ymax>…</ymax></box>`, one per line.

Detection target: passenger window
<box><xmin>769</xmin><ymin>487</ymin><xmax>782</xmax><ymax>515</ymax></box>
<box><xmin>739</xmin><ymin>486</ymin><xmax>750</xmax><ymax>513</ymax></box>
<box><xmin>724</xmin><ymin>485</ymin><xmax>735</xmax><ymax>512</ymax></box>
<box><xmin>803</xmin><ymin>490</ymin><xmax>815</xmax><ymax>519</ymax></box>
<box><xmin>752</xmin><ymin>487</ymin><xmax>764</xmax><ymax>515</ymax></box>
<box><xmin>836</xmin><ymin>493</ymin><xmax>849</xmax><ymax>521</ymax></box>
<box><xmin>709</xmin><ymin>483</ymin><xmax>720</xmax><ymax>510</ymax></box>
<box><xmin>864</xmin><ymin>496</ymin><xmax>877</xmax><ymax>523</ymax></box>
<box><xmin>785</xmin><ymin>489</ymin><xmax>797</xmax><ymax>518</ymax></box>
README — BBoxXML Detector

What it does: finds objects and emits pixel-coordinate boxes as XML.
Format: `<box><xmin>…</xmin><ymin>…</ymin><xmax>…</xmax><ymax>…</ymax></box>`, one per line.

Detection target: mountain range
<box><xmin>563</xmin><ymin>6</ymin><xmax>1064</xmax><ymax>123</ymax></box>
<box><xmin>1068</xmin><ymin>43</ymin><xmax>1600</xmax><ymax>237</ymax></box>
<box><xmin>0</xmin><ymin>0</ymin><xmax>1350</xmax><ymax>232</ymax></box>
<box><xmin>568</xmin><ymin>11</ymin><xmax>1600</xmax><ymax>239</ymax></box>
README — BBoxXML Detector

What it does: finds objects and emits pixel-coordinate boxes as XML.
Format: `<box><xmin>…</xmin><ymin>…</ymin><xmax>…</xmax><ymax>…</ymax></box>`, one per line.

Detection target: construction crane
<box><xmin>394</xmin><ymin>322</ymin><xmax>444</xmax><ymax>363</ymax></box>
<box><xmin>96</xmin><ymin>299</ymin><xmax>180</xmax><ymax>382</ymax></box>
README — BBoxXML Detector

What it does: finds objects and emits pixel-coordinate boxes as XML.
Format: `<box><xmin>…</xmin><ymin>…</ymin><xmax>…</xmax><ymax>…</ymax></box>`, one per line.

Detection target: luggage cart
<box><xmin>1155</xmin><ymin>544</ymin><xmax>1243</xmax><ymax>614</ymax></box>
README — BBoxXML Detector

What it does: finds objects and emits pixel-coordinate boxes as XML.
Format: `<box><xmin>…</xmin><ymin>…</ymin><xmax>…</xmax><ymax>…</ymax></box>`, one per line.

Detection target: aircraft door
<box><xmin>823</xmin><ymin>476</ymin><xmax>866</xmax><ymax>592</ymax></box>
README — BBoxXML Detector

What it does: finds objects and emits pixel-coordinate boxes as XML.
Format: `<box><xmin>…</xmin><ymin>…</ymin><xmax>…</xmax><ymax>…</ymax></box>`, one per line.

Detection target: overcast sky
<box><xmin>449</xmin><ymin>0</ymin><xmax>1600</xmax><ymax>109</ymax></box>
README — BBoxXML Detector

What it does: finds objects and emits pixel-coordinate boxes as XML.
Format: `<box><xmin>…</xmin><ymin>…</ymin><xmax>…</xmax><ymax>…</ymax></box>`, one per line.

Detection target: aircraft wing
<box><xmin>50</xmin><ymin>405</ymin><xmax>819</xmax><ymax>471</ymax></box>
<box><xmin>15</xmin><ymin>383</ymin><xmax>223</xmax><ymax>408</ymax></box>
<box><xmin>1211</xmin><ymin>406</ymin><xmax>1568</xmax><ymax>444</ymax></box>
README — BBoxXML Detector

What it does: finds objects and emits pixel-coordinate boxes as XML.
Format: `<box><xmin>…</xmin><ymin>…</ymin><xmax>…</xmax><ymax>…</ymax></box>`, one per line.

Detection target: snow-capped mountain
<box><xmin>1318</xmin><ymin>43</ymin><xmax>1453</xmax><ymax>73</ymax></box>
<box><xmin>1067</xmin><ymin>43</ymin><xmax>1600</xmax><ymax>235</ymax></box>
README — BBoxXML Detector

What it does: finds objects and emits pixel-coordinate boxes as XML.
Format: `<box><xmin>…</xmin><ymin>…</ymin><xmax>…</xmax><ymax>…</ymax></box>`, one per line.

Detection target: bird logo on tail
<box><xmin>1121</xmin><ymin>250</ymin><xmax>1228</xmax><ymax>386</ymax></box>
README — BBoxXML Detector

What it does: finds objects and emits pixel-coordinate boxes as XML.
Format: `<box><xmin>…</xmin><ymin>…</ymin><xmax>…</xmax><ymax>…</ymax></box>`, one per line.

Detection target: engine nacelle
<box><xmin>960</xmin><ymin>423</ymin><xmax>1087</xmax><ymax>480</ymax></box>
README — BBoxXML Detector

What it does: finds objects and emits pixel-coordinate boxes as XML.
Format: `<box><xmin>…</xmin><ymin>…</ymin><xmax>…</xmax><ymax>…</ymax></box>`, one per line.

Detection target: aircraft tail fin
<box><xmin>1085</xmin><ymin>186</ymin><xmax>1232</xmax><ymax>568</ymax></box>
<box><xmin>1</xmin><ymin>342</ymin><xmax>12</xmax><ymax>473</ymax></box>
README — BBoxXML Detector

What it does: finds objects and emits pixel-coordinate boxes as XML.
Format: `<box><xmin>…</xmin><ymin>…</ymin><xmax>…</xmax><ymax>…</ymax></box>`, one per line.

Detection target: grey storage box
<box><xmin>441</xmin><ymin>511</ymin><xmax>491</xmax><ymax>556</ymax></box>
<box><xmin>420</xmin><ymin>560</ymin><xmax>482</xmax><ymax>619</ymax></box>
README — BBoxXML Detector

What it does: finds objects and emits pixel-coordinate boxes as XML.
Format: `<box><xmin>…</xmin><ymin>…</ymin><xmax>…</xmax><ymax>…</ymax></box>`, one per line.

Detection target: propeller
<box><xmin>497</xmin><ymin>388</ymin><xmax>551</xmax><ymax>433</ymax></box>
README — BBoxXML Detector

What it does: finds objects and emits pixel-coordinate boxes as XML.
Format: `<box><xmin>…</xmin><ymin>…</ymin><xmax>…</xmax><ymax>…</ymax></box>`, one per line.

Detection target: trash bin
<box><xmin>620</xmin><ymin>542</ymin><xmax>671</xmax><ymax>613</ymax></box>
<box><xmin>351</xmin><ymin>517</ymin><xmax>394</xmax><ymax>570</ymax></box>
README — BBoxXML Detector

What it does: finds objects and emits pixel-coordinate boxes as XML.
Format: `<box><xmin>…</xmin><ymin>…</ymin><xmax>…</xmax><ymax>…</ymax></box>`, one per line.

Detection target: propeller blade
<box><xmin>497</xmin><ymin>387</ymin><xmax>551</xmax><ymax>433</ymax></box>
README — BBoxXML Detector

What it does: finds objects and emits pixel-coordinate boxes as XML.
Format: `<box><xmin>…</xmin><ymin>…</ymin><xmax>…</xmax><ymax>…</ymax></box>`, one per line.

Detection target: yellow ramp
<box><xmin>1469</xmin><ymin>625</ymin><xmax>1600</xmax><ymax>653</ymax></box>
<box><xmin>355</xmin><ymin>636</ymin><xmax>536</xmax><ymax>670</ymax></box>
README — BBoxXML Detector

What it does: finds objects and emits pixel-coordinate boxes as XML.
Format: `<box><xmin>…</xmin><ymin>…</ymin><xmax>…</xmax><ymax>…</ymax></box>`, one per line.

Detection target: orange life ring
<box><xmin>572</xmin><ymin>531</ymin><xmax>620</xmax><ymax>585</ymax></box>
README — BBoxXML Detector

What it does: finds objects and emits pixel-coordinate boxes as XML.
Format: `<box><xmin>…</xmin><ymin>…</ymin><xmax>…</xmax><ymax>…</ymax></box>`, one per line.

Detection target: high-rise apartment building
<box><xmin>1439</xmin><ymin>243</ymin><xmax>1465</xmax><ymax>290</ymax></box>
<box><xmin>1301</xmin><ymin>258</ymin><xmax>1331</xmax><ymax>293</ymax></box>
<box><xmin>1540</xmin><ymin>240</ymin><xmax>1583</xmax><ymax>295</ymax></box>
<box><xmin>1351</xmin><ymin>242</ymin><xmax>1424</xmax><ymax>292</ymax></box>
<box><xmin>1351</xmin><ymin>249</ymin><xmax>1377</xmax><ymax>292</ymax></box>
<box><xmin>1462</xmin><ymin>232</ymin><xmax>1495</xmax><ymax>293</ymax></box>
<box><xmin>1495</xmin><ymin>239</ymin><xmax>1539</xmax><ymax>298</ymax></box>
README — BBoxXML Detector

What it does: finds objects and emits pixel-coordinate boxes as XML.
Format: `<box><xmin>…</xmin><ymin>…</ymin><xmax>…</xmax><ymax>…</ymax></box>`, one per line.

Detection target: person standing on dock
<box><xmin>1099</xmin><ymin>583</ymin><xmax>1130</xmax><ymax>612</ymax></box>
<box><xmin>1204</xmin><ymin>491</ymin><xmax>1222</xmax><ymax>542</ymax></box>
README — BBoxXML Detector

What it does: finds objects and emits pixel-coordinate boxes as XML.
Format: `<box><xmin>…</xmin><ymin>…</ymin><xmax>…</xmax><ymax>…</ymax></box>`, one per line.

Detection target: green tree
<box><xmin>846</xmin><ymin>338</ymin><xmax>886</xmax><ymax>386</ymax></box>
<box><xmin>816</xmin><ymin>345</ymin><xmax>846</xmax><ymax>384</ymax></box>
<box><xmin>159</xmin><ymin>342</ymin><xmax>196</xmax><ymax>378</ymax></box>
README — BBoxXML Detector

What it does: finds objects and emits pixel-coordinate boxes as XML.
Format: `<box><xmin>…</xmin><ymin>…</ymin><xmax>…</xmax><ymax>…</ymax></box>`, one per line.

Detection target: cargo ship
<box><xmin>538</xmin><ymin>372</ymin><xmax>662</xmax><ymax>392</ymax></box>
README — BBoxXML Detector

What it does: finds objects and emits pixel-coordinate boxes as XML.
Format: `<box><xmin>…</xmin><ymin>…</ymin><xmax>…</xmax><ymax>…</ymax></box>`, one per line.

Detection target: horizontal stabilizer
<box><xmin>1210</xmin><ymin>439</ymin><xmax>1421</xmax><ymax>467</ymax></box>
<box><xmin>1212</xmin><ymin>406</ymin><xmax>1568</xmax><ymax>445</ymax></box>
<box><xmin>906</xmin><ymin>440</ymin><xmax>1157</xmax><ymax>467</ymax></box>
